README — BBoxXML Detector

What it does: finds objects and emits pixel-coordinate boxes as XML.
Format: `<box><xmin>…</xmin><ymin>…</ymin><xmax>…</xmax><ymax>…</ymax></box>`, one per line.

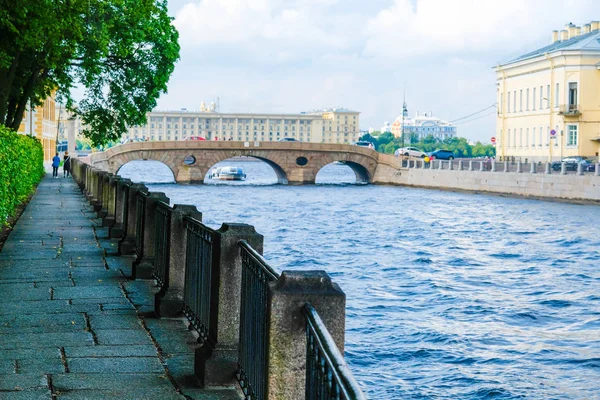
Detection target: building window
<box><xmin>513</xmin><ymin>91</ymin><xmax>516</xmax><ymax>113</ymax></box>
<box><xmin>507</xmin><ymin>129</ymin><xmax>511</xmax><ymax>147</ymax></box>
<box><xmin>568</xmin><ymin>82</ymin><xmax>578</xmax><ymax>110</ymax></box>
<box><xmin>540</xmin><ymin>86</ymin><xmax>543</xmax><ymax>111</ymax></box>
<box><xmin>519</xmin><ymin>90</ymin><xmax>523</xmax><ymax>111</ymax></box>
<box><xmin>532</xmin><ymin>127</ymin><xmax>536</xmax><ymax>146</ymax></box>
<box><xmin>526</xmin><ymin>89</ymin><xmax>529</xmax><ymax>111</ymax></box>
<box><xmin>532</xmin><ymin>88</ymin><xmax>536</xmax><ymax>111</ymax></box>
<box><xmin>555</xmin><ymin>83</ymin><xmax>559</xmax><ymax>108</ymax></box>
<box><xmin>507</xmin><ymin>93</ymin><xmax>511</xmax><ymax>113</ymax></box>
<box><xmin>567</xmin><ymin>125</ymin><xmax>578</xmax><ymax>146</ymax></box>
<box><xmin>519</xmin><ymin>128</ymin><xmax>523</xmax><ymax>147</ymax></box>
<box><xmin>539</xmin><ymin>126</ymin><xmax>543</xmax><ymax>147</ymax></box>
<box><xmin>546</xmin><ymin>85</ymin><xmax>550</xmax><ymax>109</ymax></box>
<box><xmin>525</xmin><ymin>128</ymin><xmax>529</xmax><ymax>147</ymax></box>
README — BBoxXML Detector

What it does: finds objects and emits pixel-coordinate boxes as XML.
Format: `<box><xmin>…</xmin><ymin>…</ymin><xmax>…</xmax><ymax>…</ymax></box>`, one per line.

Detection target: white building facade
<box><xmin>390</xmin><ymin>112</ymin><xmax>457</xmax><ymax>140</ymax></box>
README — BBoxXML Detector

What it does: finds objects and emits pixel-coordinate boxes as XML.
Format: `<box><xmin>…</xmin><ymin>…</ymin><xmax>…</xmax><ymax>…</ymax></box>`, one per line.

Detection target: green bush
<box><xmin>0</xmin><ymin>126</ymin><xmax>45</xmax><ymax>226</ymax></box>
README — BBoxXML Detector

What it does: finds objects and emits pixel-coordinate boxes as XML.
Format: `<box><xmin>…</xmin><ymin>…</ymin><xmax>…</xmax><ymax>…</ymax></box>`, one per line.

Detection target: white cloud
<box><xmin>174</xmin><ymin>0</ymin><xmax>351</xmax><ymax>58</ymax></box>
<box><xmin>364</xmin><ymin>0</ymin><xmax>600</xmax><ymax>60</ymax></box>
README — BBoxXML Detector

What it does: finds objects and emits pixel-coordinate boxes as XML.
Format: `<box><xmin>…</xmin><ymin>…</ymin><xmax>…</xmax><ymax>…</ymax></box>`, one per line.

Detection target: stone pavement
<box><xmin>0</xmin><ymin>172</ymin><xmax>240</xmax><ymax>399</ymax></box>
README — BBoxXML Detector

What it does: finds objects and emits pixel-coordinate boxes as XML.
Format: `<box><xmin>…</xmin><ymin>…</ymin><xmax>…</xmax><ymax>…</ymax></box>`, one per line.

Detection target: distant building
<box><xmin>495</xmin><ymin>21</ymin><xmax>600</xmax><ymax>162</ymax></box>
<box><xmin>390</xmin><ymin>112</ymin><xmax>457</xmax><ymax>140</ymax></box>
<box><xmin>17</xmin><ymin>96</ymin><xmax>58</xmax><ymax>161</ymax></box>
<box><xmin>380</xmin><ymin>121</ymin><xmax>392</xmax><ymax>133</ymax></box>
<box><xmin>121</xmin><ymin>105</ymin><xmax>361</xmax><ymax>144</ymax></box>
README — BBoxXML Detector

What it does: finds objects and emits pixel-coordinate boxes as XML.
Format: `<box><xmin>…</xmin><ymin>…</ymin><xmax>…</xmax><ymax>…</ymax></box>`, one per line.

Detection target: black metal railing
<box><xmin>135</xmin><ymin>192</ymin><xmax>147</xmax><ymax>257</ymax></box>
<box><xmin>237</xmin><ymin>240</ymin><xmax>280</xmax><ymax>400</ymax></box>
<box><xmin>183</xmin><ymin>216</ymin><xmax>216</xmax><ymax>343</ymax></box>
<box><xmin>304</xmin><ymin>304</ymin><xmax>365</xmax><ymax>400</ymax></box>
<box><xmin>153</xmin><ymin>201</ymin><xmax>172</xmax><ymax>287</ymax></box>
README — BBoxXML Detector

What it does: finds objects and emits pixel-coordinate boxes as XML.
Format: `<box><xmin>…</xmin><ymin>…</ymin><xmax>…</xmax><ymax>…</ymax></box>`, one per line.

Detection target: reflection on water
<box><xmin>116</xmin><ymin>158</ymin><xmax>600</xmax><ymax>399</ymax></box>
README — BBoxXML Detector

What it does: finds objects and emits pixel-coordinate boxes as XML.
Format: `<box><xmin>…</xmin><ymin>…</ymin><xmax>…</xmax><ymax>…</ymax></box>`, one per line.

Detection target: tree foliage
<box><xmin>361</xmin><ymin>132</ymin><xmax>496</xmax><ymax>158</ymax></box>
<box><xmin>0</xmin><ymin>126</ymin><xmax>44</xmax><ymax>225</ymax></box>
<box><xmin>0</xmin><ymin>0</ymin><xmax>179</xmax><ymax>146</ymax></box>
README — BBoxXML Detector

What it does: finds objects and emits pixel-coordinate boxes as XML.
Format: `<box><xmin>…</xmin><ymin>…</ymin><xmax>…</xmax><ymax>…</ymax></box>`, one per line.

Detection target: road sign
<box><xmin>491</xmin><ymin>137</ymin><xmax>496</xmax><ymax>144</ymax></box>
<box><xmin>550</xmin><ymin>129</ymin><xmax>557</xmax><ymax>136</ymax></box>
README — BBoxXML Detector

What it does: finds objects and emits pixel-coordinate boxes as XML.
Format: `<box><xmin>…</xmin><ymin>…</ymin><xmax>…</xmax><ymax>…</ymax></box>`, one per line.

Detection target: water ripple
<box><xmin>119</xmin><ymin>160</ymin><xmax>600</xmax><ymax>399</ymax></box>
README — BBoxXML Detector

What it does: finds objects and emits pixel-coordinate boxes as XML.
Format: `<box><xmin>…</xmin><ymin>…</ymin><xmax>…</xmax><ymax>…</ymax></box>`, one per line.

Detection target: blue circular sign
<box><xmin>550</xmin><ymin>129</ymin><xmax>557</xmax><ymax>136</ymax></box>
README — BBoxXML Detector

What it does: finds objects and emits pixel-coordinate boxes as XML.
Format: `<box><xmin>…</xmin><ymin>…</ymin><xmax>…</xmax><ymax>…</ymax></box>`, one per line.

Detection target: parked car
<box><xmin>183</xmin><ymin>136</ymin><xmax>206</xmax><ymax>141</ymax></box>
<box><xmin>428</xmin><ymin>149</ymin><xmax>455</xmax><ymax>160</ymax></box>
<box><xmin>551</xmin><ymin>156</ymin><xmax>595</xmax><ymax>171</ymax></box>
<box><xmin>351</xmin><ymin>141</ymin><xmax>375</xmax><ymax>149</ymax></box>
<box><xmin>395</xmin><ymin>147</ymin><xmax>426</xmax><ymax>158</ymax></box>
<box><xmin>278</xmin><ymin>137</ymin><xmax>298</xmax><ymax>142</ymax></box>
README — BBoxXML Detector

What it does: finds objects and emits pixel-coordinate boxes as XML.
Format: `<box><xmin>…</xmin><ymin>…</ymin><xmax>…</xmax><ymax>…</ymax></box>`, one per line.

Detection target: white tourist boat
<box><xmin>209</xmin><ymin>166</ymin><xmax>246</xmax><ymax>181</ymax></box>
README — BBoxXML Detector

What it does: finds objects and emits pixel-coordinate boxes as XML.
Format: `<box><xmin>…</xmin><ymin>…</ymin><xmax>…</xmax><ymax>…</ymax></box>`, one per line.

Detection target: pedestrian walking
<box><xmin>52</xmin><ymin>153</ymin><xmax>60</xmax><ymax>178</ymax></box>
<box><xmin>63</xmin><ymin>151</ymin><xmax>71</xmax><ymax>178</ymax></box>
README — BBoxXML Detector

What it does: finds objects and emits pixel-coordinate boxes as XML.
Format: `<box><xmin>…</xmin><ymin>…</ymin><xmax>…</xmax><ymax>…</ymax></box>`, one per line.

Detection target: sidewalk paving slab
<box><xmin>0</xmin><ymin>173</ymin><xmax>241</xmax><ymax>399</ymax></box>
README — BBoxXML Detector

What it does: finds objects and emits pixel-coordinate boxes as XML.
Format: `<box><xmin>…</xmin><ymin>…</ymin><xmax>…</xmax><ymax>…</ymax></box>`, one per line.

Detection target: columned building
<box><xmin>122</xmin><ymin>106</ymin><xmax>360</xmax><ymax>144</ymax></box>
<box><xmin>495</xmin><ymin>21</ymin><xmax>600</xmax><ymax>162</ymax></box>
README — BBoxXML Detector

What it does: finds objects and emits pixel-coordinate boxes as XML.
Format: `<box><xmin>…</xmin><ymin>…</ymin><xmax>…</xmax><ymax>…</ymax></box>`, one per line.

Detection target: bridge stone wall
<box><xmin>89</xmin><ymin>141</ymin><xmax>378</xmax><ymax>184</ymax></box>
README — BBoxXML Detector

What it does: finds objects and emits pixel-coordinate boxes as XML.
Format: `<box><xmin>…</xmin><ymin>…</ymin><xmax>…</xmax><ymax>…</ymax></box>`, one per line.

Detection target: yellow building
<box><xmin>495</xmin><ymin>21</ymin><xmax>600</xmax><ymax>162</ymax></box>
<box><xmin>121</xmin><ymin>106</ymin><xmax>361</xmax><ymax>144</ymax></box>
<box><xmin>17</xmin><ymin>96</ymin><xmax>59</xmax><ymax>161</ymax></box>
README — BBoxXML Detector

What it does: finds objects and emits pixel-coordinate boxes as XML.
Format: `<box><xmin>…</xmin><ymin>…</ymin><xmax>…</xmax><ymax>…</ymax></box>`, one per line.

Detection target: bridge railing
<box><xmin>401</xmin><ymin>157</ymin><xmax>600</xmax><ymax>176</ymax></box>
<box><xmin>70</xmin><ymin>157</ymin><xmax>366</xmax><ymax>400</ymax></box>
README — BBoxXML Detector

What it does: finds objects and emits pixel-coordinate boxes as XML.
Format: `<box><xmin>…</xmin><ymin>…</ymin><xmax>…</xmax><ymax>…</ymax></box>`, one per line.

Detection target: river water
<box><xmin>119</xmin><ymin>159</ymin><xmax>600</xmax><ymax>399</ymax></box>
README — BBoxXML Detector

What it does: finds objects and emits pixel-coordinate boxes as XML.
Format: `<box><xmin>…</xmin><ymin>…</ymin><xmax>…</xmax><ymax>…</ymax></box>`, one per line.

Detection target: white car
<box><xmin>395</xmin><ymin>147</ymin><xmax>426</xmax><ymax>158</ymax></box>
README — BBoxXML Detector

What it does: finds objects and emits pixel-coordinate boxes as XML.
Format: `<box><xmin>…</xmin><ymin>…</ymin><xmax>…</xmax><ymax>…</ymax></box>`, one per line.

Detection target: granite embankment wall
<box><xmin>373</xmin><ymin>155</ymin><xmax>600</xmax><ymax>203</ymax></box>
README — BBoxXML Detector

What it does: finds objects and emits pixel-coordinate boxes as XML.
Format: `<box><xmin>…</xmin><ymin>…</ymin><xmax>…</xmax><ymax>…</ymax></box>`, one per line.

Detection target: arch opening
<box><xmin>203</xmin><ymin>156</ymin><xmax>288</xmax><ymax>185</ymax></box>
<box><xmin>117</xmin><ymin>160</ymin><xmax>175</xmax><ymax>184</ymax></box>
<box><xmin>315</xmin><ymin>161</ymin><xmax>370</xmax><ymax>185</ymax></box>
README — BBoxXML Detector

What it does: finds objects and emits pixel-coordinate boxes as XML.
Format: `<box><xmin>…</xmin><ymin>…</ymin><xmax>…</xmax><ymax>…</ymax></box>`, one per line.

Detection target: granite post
<box><xmin>266</xmin><ymin>271</ymin><xmax>346</xmax><ymax>400</ymax></box>
<box><xmin>118</xmin><ymin>184</ymin><xmax>146</xmax><ymax>255</ymax></box>
<box><xmin>109</xmin><ymin>178</ymin><xmax>132</xmax><ymax>239</ymax></box>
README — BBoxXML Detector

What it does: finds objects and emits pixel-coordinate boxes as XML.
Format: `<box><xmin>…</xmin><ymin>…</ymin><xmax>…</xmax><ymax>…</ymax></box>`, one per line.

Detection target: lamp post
<box><xmin>401</xmin><ymin>98</ymin><xmax>408</xmax><ymax>148</ymax></box>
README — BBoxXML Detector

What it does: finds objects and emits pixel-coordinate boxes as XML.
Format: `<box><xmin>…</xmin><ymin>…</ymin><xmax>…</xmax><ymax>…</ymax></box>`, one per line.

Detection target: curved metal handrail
<box><xmin>238</xmin><ymin>239</ymin><xmax>280</xmax><ymax>281</ymax></box>
<box><xmin>303</xmin><ymin>303</ymin><xmax>366</xmax><ymax>400</ymax></box>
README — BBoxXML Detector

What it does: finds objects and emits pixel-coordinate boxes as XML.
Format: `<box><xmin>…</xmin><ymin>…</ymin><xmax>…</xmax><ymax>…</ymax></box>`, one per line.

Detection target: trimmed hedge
<box><xmin>0</xmin><ymin>126</ymin><xmax>45</xmax><ymax>226</ymax></box>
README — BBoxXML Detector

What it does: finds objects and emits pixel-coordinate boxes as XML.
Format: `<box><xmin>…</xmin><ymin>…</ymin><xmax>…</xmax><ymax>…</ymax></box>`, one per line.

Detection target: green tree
<box><xmin>0</xmin><ymin>0</ymin><xmax>179</xmax><ymax>146</ymax></box>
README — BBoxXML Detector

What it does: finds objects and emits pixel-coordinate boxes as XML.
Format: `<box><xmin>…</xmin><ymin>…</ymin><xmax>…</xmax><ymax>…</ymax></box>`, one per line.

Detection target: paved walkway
<box><xmin>0</xmin><ymin>172</ymin><xmax>239</xmax><ymax>399</ymax></box>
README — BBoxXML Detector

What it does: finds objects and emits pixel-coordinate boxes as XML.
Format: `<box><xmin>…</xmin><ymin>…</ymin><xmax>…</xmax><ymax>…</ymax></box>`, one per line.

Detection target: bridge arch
<box><xmin>116</xmin><ymin>159</ymin><xmax>176</xmax><ymax>183</ymax></box>
<box><xmin>203</xmin><ymin>155</ymin><xmax>288</xmax><ymax>184</ymax></box>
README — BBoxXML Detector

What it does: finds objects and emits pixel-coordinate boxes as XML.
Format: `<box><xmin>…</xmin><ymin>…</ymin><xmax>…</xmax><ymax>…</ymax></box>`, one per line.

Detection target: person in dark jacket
<box><xmin>63</xmin><ymin>151</ymin><xmax>71</xmax><ymax>178</ymax></box>
<box><xmin>52</xmin><ymin>153</ymin><xmax>60</xmax><ymax>178</ymax></box>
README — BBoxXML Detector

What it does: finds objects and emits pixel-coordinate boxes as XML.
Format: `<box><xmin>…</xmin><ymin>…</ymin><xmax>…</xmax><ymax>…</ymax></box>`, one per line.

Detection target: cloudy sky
<box><xmin>157</xmin><ymin>0</ymin><xmax>600</xmax><ymax>143</ymax></box>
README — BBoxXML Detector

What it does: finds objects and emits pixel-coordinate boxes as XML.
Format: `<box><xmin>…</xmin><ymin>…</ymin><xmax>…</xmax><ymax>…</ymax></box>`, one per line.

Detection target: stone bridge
<box><xmin>89</xmin><ymin>141</ymin><xmax>383</xmax><ymax>184</ymax></box>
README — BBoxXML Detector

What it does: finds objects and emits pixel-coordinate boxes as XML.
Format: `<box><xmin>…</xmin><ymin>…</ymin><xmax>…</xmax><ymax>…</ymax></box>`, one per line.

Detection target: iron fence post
<box><xmin>267</xmin><ymin>271</ymin><xmax>346</xmax><ymax>400</ymax></box>
<box><xmin>118</xmin><ymin>183</ymin><xmax>146</xmax><ymax>255</ymax></box>
<box><xmin>131</xmin><ymin>191</ymin><xmax>170</xmax><ymax>280</ymax></box>
<box><xmin>195</xmin><ymin>223</ymin><xmax>264</xmax><ymax>387</ymax></box>
<box><xmin>155</xmin><ymin>205</ymin><xmax>203</xmax><ymax>317</ymax></box>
